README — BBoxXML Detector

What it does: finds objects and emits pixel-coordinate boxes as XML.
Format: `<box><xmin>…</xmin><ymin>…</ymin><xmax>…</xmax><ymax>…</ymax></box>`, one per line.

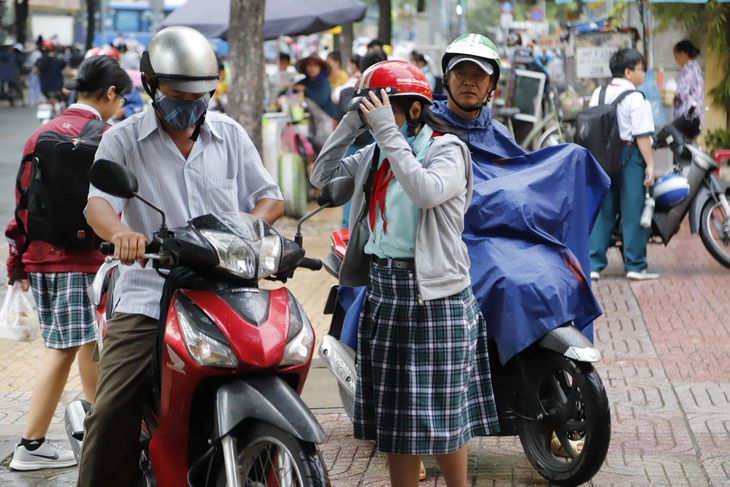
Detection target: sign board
<box><xmin>539</xmin><ymin>35</ymin><xmax>560</xmax><ymax>49</ymax></box>
<box><xmin>529</xmin><ymin>8</ymin><xmax>544</xmax><ymax>22</ymax></box>
<box><xmin>575</xmin><ymin>46</ymin><xmax>618</xmax><ymax>79</ymax></box>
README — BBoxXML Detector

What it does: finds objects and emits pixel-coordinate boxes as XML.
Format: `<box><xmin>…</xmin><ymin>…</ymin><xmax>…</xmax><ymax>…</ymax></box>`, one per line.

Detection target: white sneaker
<box><xmin>9</xmin><ymin>440</ymin><xmax>77</xmax><ymax>471</ymax></box>
<box><xmin>626</xmin><ymin>269</ymin><xmax>660</xmax><ymax>281</ymax></box>
<box><xmin>590</xmin><ymin>271</ymin><xmax>600</xmax><ymax>280</ymax></box>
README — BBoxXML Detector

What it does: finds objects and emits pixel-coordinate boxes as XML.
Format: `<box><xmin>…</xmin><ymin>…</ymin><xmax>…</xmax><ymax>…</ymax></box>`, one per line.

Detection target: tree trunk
<box><xmin>15</xmin><ymin>0</ymin><xmax>29</xmax><ymax>45</ymax></box>
<box><xmin>377</xmin><ymin>0</ymin><xmax>392</xmax><ymax>45</ymax></box>
<box><xmin>85</xmin><ymin>0</ymin><xmax>96</xmax><ymax>51</ymax></box>
<box><xmin>341</xmin><ymin>22</ymin><xmax>354</xmax><ymax>73</ymax></box>
<box><xmin>417</xmin><ymin>0</ymin><xmax>425</xmax><ymax>13</ymax></box>
<box><xmin>227</xmin><ymin>0</ymin><xmax>265</xmax><ymax>151</ymax></box>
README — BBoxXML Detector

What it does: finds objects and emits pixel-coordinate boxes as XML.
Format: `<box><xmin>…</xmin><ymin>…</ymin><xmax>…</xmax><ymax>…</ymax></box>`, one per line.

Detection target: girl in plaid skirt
<box><xmin>5</xmin><ymin>55</ymin><xmax>132</xmax><ymax>471</ymax></box>
<box><xmin>311</xmin><ymin>60</ymin><xmax>499</xmax><ymax>486</ymax></box>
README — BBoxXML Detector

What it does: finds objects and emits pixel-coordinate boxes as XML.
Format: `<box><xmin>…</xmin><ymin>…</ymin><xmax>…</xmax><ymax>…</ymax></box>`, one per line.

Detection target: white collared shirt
<box><xmin>589</xmin><ymin>77</ymin><xmax>654</xmax><ymax>142</ymax></box>
<box><xmin>88</xmin><ymin>109</ymin><xmax>283</xmax><ymax>319</ymax></box>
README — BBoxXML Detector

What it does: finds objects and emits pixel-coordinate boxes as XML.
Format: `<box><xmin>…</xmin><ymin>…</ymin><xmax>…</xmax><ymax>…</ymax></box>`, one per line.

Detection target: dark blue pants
<box><xmin>589</xmin><ymin>145</ymin><xmax>650</xmax><ymax>273</ymax></box>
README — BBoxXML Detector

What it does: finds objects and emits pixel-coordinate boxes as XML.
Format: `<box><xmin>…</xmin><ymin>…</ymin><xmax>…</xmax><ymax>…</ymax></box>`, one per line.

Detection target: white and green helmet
<box><xmin>442</xmin><ymin>33</ymin><xmax>501</xmax><ymax>85</ymax></box>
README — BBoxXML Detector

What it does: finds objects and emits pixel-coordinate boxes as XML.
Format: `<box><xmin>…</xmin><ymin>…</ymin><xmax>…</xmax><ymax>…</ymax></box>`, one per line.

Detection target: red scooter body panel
<box><xmin>180</xmin><ymin>288</ymin><xmax>291</xmax><ymax>368</ymax></box>
<box><xmin>149</xmin><ymin>287</ymin><xmax>312</xmax><ymax>486</ymax></box>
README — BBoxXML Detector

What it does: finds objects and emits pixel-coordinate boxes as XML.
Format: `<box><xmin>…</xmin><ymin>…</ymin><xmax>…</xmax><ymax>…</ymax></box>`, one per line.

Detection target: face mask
<box><xmin>153</xmin><ymin>92</ymin><xmax>211</xmax><ymax>130</ymax></box>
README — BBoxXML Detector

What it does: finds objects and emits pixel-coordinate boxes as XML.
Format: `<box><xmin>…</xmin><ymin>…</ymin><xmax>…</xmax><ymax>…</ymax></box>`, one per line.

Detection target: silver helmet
<box><xmin>141</xmin><ymin>26</ymin><xmax>218</xmax><ymax>94</ymax></box>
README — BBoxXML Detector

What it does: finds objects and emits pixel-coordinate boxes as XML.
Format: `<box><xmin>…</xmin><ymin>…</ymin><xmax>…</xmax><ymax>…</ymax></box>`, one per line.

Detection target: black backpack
<box><xmin>574</xmin><ymin>87</ymin><xmax>639</xmax><ymax>177</ymax></box>
<box><xmin>15</xmin><ymin>118</ymin><xmax>108</xmax><ymax>250</ymax></box>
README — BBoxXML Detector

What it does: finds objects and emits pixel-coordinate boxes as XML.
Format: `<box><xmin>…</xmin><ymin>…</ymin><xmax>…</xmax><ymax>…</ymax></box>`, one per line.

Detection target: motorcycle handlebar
<box><xmin>98</xmin><ymin>241</ymin><xmax>159</xmax><ymax>256</ymax></box>
<box><xmin>300</xmin><ymin>257</ymin><xmax>323</xmax><ymax>271</ymax></box>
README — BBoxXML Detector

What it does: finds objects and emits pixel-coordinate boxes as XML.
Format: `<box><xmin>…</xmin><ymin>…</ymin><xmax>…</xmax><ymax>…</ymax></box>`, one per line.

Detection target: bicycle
<box><xmin>494</xmin><ymin>86</ymin><xmax>574</xmax><ymax>151</ymax></box>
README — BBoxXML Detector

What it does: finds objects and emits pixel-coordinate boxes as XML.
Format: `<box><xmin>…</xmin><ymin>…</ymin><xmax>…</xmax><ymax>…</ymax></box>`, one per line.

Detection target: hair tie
<box><xmin>75</xmin><ymin>75</ymin><xmax>87</xmax><ymax>90</ymax></box>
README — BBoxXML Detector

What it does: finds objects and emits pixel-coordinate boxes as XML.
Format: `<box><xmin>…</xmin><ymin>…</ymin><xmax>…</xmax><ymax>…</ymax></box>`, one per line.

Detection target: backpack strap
<box><xmin>13</xmin><ymin>152</ymin><xmax>33</xmax><ymax>239</ymax></box>
<box><xmin>611</xmin><ymin>89</ymin><xmax>641</xmax><ymax>107</ymax></box>
<box><xmin>78</xmin><ymin>118</ymin><xmax>109</xmax><ymax>140</ymax></box>
<box><xmin>598</xmin><ymin>85</ymin><xmax>608</xmax><ymax>106</ymax></box>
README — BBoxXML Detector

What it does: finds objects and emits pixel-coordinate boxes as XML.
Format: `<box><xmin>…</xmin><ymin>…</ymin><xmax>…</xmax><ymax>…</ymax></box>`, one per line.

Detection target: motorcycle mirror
<box><xmin>317</xmin><ymin>177</ymin><xmax>355</xmax><ymax>208</ymax></box>
<box><xmin>89</xmin><ymin>159</ymin><xmax>139</xmax><ymax>198</ymax></box>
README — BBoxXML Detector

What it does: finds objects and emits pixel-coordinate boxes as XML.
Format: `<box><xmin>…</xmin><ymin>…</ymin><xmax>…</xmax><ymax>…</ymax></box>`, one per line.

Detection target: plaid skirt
<box><xmin>29</xmin><ymin>272</ymin><xmax>97</xmax><ymax>349</ymax></box>
<box><xmin>353</xmin><ymin>263</ymin><xmax>500</xmax><ymax>455</ymax></box>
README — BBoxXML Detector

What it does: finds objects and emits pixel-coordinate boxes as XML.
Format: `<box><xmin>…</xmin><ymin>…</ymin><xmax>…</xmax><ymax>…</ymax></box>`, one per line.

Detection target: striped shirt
<box><xmin>88</xmin><ymin>109</ymin><xmax>283</xmax><ymax>319</ymax></box>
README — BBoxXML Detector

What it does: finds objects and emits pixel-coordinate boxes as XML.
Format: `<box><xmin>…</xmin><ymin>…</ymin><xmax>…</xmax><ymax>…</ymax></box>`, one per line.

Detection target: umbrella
<box><xmin>125</xmin><ymin>69</ymin><xmax>144</xmax><ymax>89</ymax></box>
<box><xmin>160</xmin><ymin>0</ymin><xmax>367</xmax><ymax>40</ymax></box>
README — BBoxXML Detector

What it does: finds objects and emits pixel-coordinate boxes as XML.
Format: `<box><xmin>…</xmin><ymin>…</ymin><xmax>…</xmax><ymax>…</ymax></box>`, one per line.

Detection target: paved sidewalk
<box><xmin>1</xmin><ymin>204</ymin><xmax>730</xmax><ymax>486</ymax></box>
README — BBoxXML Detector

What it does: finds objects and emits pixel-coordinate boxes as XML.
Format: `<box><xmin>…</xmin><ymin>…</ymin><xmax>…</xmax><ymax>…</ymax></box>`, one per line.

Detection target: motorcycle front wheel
<box><xmin>699</xmin><ymin>197</ymin><xmax>730</xmax><ymax>269</ymax></box>
<box><xmin>515</xmin><ymin>350</ymin><xmax>611</xmax><ymax>486</ymax></box>
<box><xmin>215</xmin><ymin>421</ymin><xmax>329</xmax><ymax>487</ymax></box>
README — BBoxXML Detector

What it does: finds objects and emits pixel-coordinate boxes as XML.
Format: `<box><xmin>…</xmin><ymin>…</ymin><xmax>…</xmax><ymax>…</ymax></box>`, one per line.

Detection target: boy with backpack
<box><xmin>587</xmin><ymin>48</ymin><xmax>658</xmax><ymax>281</ymax></box>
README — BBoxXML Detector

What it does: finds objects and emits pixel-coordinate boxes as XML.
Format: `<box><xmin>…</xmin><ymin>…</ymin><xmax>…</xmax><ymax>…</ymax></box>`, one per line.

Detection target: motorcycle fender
<box><xmin>215</xmin><ymin>376</ymin><xmax>325</xmax><ymax>444</ymax></box>
<box><xmin>537</xmin><ymin>325</ymin><xmax>602</xmax><ymax>362</ymax></box>
<box><xmin>688</xmin><ymin>176</ymin><xmax>729</xmax><ymax>233</ymax></box>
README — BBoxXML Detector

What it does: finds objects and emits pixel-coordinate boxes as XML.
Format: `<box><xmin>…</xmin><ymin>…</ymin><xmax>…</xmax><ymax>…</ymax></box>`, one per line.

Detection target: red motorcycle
<box><xmin>65</xmin><ymin>159</ymin><xmax>353</xmax><ymax>486</ymax></box>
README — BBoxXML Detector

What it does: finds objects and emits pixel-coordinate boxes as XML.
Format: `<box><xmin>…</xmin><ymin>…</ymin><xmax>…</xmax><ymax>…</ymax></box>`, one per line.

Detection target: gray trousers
<box><xmin>77</xmin><ymin>312</ymin><xmax>158</xmax><ymax>487</ymax></box>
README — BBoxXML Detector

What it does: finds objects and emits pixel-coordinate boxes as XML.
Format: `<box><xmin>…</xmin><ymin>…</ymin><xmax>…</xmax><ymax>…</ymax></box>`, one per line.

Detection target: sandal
<box><xmin>419</xmin><ymin>459</ymin><xmax>426</xmax><ymax>480</ymax></box>
<box><xmin>550</xmin><ymin>436</ymin><xmax>584</xmax><ymax>458</ymax></box>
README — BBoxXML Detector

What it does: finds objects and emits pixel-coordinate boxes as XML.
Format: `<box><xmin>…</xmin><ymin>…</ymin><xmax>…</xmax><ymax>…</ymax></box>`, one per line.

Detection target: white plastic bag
<box><xmin>0</xmin><ymin>282</ymin><xmax>40</xmax><ymax>342</ymax></box>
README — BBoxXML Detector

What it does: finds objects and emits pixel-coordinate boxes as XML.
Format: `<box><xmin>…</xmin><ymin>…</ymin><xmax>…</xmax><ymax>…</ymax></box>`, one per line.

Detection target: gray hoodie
<box><xmin>310</xmin><ymin>107</ymin><xmax>473</xmax><ymax>301</ymax></box>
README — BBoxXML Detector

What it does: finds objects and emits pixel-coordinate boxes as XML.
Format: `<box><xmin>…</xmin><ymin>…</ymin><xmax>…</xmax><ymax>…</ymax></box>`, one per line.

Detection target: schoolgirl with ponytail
<box><xmin>5</xmin><ymin>54</ymin><xmax>131</xmax><ymax>472</ymax></box>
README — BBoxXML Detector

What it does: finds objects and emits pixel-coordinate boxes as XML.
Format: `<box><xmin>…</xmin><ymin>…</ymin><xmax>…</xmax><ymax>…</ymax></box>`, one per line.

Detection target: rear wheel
<box><xmin>699</xmin><ymin>196</ymin><xmax>730</xmax><ymax>268</ymax></box>
<box><xmin>537</xmin><ymin>124</ymin><xmax>563</xmax><ymax>149</ymax></box>
<box><xmin>215</xmin><ymin>422</ymin><xmax>329</xmax><ymax>487</ymax></box>
<box><xmin>516</xmin><ymin>350</ymin><xmax>610</xmax><ymax>486</ymax></box>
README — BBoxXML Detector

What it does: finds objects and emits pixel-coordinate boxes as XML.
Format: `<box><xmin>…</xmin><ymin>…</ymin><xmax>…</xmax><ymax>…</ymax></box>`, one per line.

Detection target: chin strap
<box><xmin>190</xmin><ymin>116</ymin><xmax>204</xmax><ymax>141</ymax></box>
<box><xmin>443</xmin><ymin>81</ymin><xmax>494</xmax><ymax>114</ymax></box>
<box><xmin>405</xmin><ymin>113</ymin><xmax>423</xmax><ymax>137</ymax></box>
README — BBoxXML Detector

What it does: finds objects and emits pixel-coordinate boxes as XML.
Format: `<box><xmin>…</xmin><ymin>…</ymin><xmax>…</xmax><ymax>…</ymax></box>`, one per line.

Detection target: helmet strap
<box><xmin>140</xmin><ymin>51</ymin><xmax>158</xmax><ymax>99</ymax></box>
<box><xmin>188</xmin><ymin>89</ymin><xmax>216</xmax><ymax>142</ymax></box>
<box><xmin>190</xmin><ymin>113</ymin><xmax>204</xmax><ymax>141</ymax></box>
<box><xmin>444</xmin><ymin>81</ymin><xmax>482</xmax><ymax>114</ymax></box>
<box><xmin>405</xmin><ymin>112</ymin><xmax>424</xmax><ymax>137</ymax></box>
<box><xmin>444</xmin><ymin>75</ymin><xmax>495</xmax><ymax>114</ymax></box>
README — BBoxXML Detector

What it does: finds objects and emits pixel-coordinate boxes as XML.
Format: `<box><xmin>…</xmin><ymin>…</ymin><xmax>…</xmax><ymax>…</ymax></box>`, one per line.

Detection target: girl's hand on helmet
<box><xmin>359</xmin><ymin>89</ymin><xmax>389</xmax><ymax>115</ymax></box>
<box><xmin>360</xmin><ymin>89</ymin><xmax>394</xmax><ymax>132</ymax></box>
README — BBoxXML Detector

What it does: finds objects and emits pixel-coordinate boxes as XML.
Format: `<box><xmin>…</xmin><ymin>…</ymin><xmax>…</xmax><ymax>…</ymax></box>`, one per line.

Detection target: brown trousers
<box><xmin>77</xmin><ymin>312</ymin><xmax>158</xmax><ymax>487</ymax></box>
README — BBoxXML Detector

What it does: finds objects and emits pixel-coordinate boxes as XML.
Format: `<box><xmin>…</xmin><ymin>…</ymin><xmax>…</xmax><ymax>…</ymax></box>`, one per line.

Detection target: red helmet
<box><xmin>41</xmin><ymin>40</ymin><xmax>55</xmax><ymax>51</ymax></box>
<box><xmin>85</xmin><ymin>46</ymin><xmax>121</xmax><ymax>61</ymax></box>
<box><xmin>354</xmin><ymin>60</ymin><xmax>433</xmax><ymax>105</ymax></box>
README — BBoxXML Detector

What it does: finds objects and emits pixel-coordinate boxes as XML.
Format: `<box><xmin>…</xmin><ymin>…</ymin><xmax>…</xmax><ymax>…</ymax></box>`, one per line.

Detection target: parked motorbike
<box><xmin>65</xmin><ymin>159</ymin><xmax>353</xmax><ymax>487</ymax></box>
<box><xmin>318</xmin><ymin>228</ymin><xmax>611</xmax><ymax>486</ymax></box>
<box><xmin>36</xmin><ymin>91</ymin><xmax>65</xmax><ymax>124</ymax></box>
<box><xmin>611</xmin><ymin>107</ymin><xmax>730</xmax><ymax>268</ymax></box>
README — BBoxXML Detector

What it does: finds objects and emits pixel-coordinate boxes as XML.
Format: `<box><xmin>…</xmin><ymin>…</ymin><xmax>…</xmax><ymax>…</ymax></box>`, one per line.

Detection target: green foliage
<box><xmin>705</xmin><ymin>128</ymin><xmax>730</xmax><ymax>152</ymax></box>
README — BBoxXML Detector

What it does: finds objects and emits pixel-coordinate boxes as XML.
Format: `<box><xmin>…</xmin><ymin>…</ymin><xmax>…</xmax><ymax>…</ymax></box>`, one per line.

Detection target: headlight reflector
<box><xmin>175</xmin><ymin>298</ymin><xmax>238</xmax><ymax>368</ymax></box>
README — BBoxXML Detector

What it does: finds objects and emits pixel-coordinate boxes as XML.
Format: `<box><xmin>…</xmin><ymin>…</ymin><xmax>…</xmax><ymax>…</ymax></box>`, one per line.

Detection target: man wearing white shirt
<box><xmin>78</xmin><ymin>26</ymin><xmax>284</xmax><ymax>487</ymax></box>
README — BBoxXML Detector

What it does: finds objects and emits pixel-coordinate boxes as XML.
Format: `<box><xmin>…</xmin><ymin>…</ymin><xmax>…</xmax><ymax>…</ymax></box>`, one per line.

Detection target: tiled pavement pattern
<box><xmin>1</xmin><ymin>203</ymin><xmax>729</xmax><ymax>486</ymax></box>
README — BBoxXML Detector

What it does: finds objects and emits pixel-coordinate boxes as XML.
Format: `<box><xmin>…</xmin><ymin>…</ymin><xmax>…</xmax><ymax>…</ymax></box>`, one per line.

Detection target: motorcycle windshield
<box><xmin>188</xmin><ymin>212</ymin><xmax>278</xmax><ymax>242</ymax></box>
<box><xmin>464</xmin><ymin>143</ymin><xmax>610</xmax><ymax>364</ymax></box>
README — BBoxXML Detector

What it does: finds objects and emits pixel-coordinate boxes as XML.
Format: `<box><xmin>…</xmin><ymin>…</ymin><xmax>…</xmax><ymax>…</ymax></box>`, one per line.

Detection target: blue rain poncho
<box><xmin>431</xmin><ymin>100</ymin><xmax>610</xmax><ymax>363</ymax></box>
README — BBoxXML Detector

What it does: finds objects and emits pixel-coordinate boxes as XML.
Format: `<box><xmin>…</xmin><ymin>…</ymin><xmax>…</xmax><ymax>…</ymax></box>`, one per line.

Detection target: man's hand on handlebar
<box><xmin>110</xmin><ymin>230</ymin><xmax>148</xmax><ymax>267</ymax></box>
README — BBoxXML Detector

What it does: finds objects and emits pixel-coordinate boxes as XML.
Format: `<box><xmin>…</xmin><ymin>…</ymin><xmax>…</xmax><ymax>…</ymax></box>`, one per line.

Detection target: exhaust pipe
<box><xmin>65</xmin><ymin>400</ymin><xmax>91</xmax><ymax>463</ymax></box>
<box><xmin>318</xmin><ymin>335</ymin><xmax>356</xmax><ymax>396</ymax></box>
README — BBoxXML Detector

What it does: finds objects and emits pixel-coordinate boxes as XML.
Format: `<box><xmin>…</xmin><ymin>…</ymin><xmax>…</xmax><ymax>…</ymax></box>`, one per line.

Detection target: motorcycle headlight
<box><xmin>174</xmin><ymin>296</ymin><xmax>238</xmax><ymax>368</ymax></box>
<box><xmin>200</xmin><ymin>230</ymin><xmax>281</xmax><ymax>280</ymax></box>
<box><xmin>280</xmin><ymin>297</ymin><xmax>314</xmax><ymax>366</ymax></box>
